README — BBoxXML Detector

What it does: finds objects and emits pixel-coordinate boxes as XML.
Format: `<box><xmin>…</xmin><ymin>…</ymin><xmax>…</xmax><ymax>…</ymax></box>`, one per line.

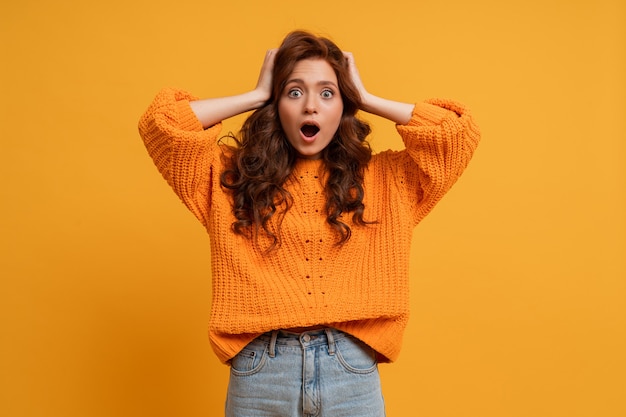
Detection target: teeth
<box><xmin>301</xmin><ymin>124</ymin><xmax>320</xmax><ymax>137</ymax></box>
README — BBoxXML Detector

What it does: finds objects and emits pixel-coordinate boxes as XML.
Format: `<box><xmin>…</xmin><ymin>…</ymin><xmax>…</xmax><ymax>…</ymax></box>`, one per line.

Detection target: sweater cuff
<box><xmin>173</xmin><ymin>99</ymin><xmax>205</xmax><ymax>132</ymax></box>
<box><xmin>402</xmin><ymin>101</ymin><xmax>453</xmax><ymax>127</ymax></box>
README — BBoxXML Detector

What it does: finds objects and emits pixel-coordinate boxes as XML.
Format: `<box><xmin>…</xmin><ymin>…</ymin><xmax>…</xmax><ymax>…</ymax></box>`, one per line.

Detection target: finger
<box><xmin>260</xmin><ymin>49</ymin><xmax>277</xmax><ymax>75</ymax></box>
<box><xmin>266</xmin><ymin>48</ymin><xmax>277</xmax><ymax>61</ymax></box>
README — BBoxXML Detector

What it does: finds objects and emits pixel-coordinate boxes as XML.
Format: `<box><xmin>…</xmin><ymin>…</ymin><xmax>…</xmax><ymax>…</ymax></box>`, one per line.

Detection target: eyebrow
<box><xmin>285</xmin><ymin>78</ymin><xmax>339</xmax><ymax>89</ymax></box>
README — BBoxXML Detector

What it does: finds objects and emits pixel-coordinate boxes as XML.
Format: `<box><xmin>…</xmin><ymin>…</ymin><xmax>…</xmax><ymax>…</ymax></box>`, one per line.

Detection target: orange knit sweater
<box><xmin>139</xmin><ymin>88</ymin><xmax>480</xmax><ymax>364</ymax></box>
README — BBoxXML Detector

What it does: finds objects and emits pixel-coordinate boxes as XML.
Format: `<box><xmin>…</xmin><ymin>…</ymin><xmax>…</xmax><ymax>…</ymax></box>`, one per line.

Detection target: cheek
<box><xmin>277</xmin><ymin>102</ymin><xmax>294</xmax><ymax>127</ymax></box>
<box><xmin>331</xmin><ymin>104</ymin><xmax>344</xmax><ymax>125</ymax></box>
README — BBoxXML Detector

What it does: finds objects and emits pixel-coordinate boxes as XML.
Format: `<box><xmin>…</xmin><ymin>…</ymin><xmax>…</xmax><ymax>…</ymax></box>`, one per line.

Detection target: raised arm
<box><xmin>342</xmin><ymin>52</ymin><xmax>480</xmax><ymax>224</ymax></box>
<box><xmin>343</xmin><ymin>52</ymin><xmax>415</xmax><ymax>125</ymax></box>
<box><xmin>189</xmin><ymin>49</ymin><xmax>277</xmax><ymax>129</ymax></box>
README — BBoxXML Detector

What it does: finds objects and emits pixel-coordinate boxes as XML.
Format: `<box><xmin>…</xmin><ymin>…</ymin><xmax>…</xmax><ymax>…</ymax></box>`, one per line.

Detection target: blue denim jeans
<box><xmin>225</xmin><ymin>328</ymin><xmax>386</xmax><ymax>417</ymax></box>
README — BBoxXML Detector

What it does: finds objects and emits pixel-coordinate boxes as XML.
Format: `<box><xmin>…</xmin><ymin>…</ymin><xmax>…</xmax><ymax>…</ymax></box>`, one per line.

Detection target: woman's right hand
<box><xmin>190</xmin><ymin>49</ymin><xmax>278</xmax><ymax>129</ymax></box>
<box><xmin>254</xmin><ymin>49</ymin><xmax>277</xmax><ymax>103</ymax></box>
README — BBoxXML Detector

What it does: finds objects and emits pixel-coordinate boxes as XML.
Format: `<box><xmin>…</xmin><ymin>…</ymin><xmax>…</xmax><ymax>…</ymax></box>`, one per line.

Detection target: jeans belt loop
<box><xmin>268</xmin><ymin>330</ymin><xmax>278</xmax><ymax>358</ymax></box>
<box><xmin>324</xmin><ymin>328</ymin><xmax>336</xmax><ymax>356</ymax></box>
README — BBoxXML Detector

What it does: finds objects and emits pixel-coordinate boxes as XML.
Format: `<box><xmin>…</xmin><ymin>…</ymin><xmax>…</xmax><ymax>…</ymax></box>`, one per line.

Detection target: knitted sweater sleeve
<box><xmin>393</xmin><ymin>99</ymin><xmax>481</xmax><ymax>225</ymax></box>
<box><xmin>138</xmin><ymin>88</ymin><xmax>222</xmax><ymax>226</ymax></box>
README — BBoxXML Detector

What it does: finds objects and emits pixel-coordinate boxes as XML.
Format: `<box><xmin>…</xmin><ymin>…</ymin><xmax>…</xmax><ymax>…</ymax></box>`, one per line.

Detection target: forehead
<box><xmin>287</xmin><ymin>58</ymin><xmax>338</xmax><ymax>84</ymax></box>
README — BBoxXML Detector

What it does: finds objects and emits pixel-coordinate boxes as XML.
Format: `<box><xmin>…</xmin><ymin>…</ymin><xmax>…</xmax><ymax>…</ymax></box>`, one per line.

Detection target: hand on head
<box><xmin>342</xmin><ymin>51</ymin><xmax>368</xmax><ymax>105</ymax></box>
<box><xmin>256</xmin><ymin>48</ymin><xmax>369</xmax><ymax>110</ymax></box>
<box><xmin>254</xmin><ymin>49</ymin><xmax>278</xmax><ymax>102</ymax></box>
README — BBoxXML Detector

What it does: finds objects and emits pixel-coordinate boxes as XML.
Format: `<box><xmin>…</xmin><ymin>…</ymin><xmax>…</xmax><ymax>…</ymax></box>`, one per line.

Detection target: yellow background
<box><xmin>1</xmin><ymin>0</ymin><xmax>624</xmax><ymax>416</ymax></box>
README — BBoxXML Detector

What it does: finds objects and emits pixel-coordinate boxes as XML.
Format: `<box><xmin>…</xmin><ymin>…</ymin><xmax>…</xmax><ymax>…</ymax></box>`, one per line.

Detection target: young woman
<box><xmin>139</xmin><ymin>30</ymin><xmax>480</xmax><ymax>417</ymax></box>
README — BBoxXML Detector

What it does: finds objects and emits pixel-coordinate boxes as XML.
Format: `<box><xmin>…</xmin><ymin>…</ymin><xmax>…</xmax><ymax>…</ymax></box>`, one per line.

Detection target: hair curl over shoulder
<box><xmin>220</xmin><ymin>30</ymin><xmax>373</xmax><ymax>250</ymax></box>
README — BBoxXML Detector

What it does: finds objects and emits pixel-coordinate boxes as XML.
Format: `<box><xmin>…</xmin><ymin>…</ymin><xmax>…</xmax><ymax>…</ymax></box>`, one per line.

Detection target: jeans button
<box><xmin>302</xmin><ymin>334</ymin><xmax>311</xmax><ymax>343</ymax></box>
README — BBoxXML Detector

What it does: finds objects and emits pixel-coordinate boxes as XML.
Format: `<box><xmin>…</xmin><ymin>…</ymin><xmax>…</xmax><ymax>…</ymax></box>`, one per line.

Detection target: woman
<box><xmin>139</xmin><ymin>30</ymin><xmax>480</xmax><ymax>417</ymax></box>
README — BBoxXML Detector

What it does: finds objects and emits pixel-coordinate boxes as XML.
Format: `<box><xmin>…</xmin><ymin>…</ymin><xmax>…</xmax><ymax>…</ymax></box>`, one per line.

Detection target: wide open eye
<box><xmin>288</xmin><ymin>89</ymin><xmax>303</xmax><ymax>98</ymax></box>
<box><xmin>320</xmin><ymin>89</ymin><xmax>334</xmax><ymax>99</ymax></box>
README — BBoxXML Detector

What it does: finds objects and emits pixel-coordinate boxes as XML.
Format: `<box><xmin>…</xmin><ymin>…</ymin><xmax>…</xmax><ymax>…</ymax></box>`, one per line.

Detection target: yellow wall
<box><xmin>1</xmin><ymin>0</ymin><xmax>624</xmax><ymax>416</ymax></box>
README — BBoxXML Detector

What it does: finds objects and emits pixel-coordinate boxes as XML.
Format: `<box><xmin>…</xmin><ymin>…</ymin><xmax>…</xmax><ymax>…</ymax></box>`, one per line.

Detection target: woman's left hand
<box><xmin>343</xmin><ymin>51</ymin><xmax>370</xmax><ymax>105</ymax></box>
<box><xmin>343</xmin><ymin>51</ymin><xmax>413</xmax><ymax>124</ymax></box>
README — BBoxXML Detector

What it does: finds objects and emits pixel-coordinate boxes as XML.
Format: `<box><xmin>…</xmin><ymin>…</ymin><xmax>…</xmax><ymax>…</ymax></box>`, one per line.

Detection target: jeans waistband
<box><xmin>259</xmin><ymin>328</ymin><xmax>340</xmax><ymax>358</ymax></box>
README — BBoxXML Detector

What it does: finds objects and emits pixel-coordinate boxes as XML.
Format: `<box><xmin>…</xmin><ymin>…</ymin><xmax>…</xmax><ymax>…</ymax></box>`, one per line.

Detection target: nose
<box><xmin>304</xmin><ymin>95</ymin><xmax>317</xmax><ymax>114</ymax></box>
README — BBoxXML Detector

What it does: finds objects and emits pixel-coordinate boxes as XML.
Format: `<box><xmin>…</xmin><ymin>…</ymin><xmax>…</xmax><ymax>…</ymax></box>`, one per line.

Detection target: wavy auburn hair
<box><xmin>220</xmin><ymin>30</ymin><xmax>373</xmax><ymax>250</ymax></box>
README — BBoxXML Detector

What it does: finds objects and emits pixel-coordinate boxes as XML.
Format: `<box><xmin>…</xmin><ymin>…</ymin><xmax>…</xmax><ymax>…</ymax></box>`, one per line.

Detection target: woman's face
<box><xmin>278</xmin><ymin>58</ymin><xmax>343</xmax><ymax>159</ymax></box>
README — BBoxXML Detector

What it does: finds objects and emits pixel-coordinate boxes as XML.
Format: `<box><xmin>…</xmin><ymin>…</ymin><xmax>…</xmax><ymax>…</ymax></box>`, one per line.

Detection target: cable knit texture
<box><xmin>138</xmin><ymin>88</ymin><xmax>480</xmax><ymax>364</ymax></box>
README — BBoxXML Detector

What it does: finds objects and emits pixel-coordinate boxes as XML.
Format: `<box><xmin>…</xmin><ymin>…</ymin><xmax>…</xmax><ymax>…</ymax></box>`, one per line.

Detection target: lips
<box><xmin>300</xmin><ymin>121</ymin><xmax>320</xmax><ymax>138</ymax></box>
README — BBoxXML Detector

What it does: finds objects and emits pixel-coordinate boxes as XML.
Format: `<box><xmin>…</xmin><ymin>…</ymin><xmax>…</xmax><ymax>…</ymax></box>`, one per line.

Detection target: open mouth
<box><xmin>300</xmin><ymin>123</ymin><xmax>320</xmax><ymax>138</ymax></box>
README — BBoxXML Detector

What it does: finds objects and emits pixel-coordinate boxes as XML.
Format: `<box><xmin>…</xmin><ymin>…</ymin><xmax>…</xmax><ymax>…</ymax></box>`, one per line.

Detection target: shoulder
<box><xmin>369</xmin><ymin>149</ymin><xmax>412</xmax><ymax>169</ymax></box>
